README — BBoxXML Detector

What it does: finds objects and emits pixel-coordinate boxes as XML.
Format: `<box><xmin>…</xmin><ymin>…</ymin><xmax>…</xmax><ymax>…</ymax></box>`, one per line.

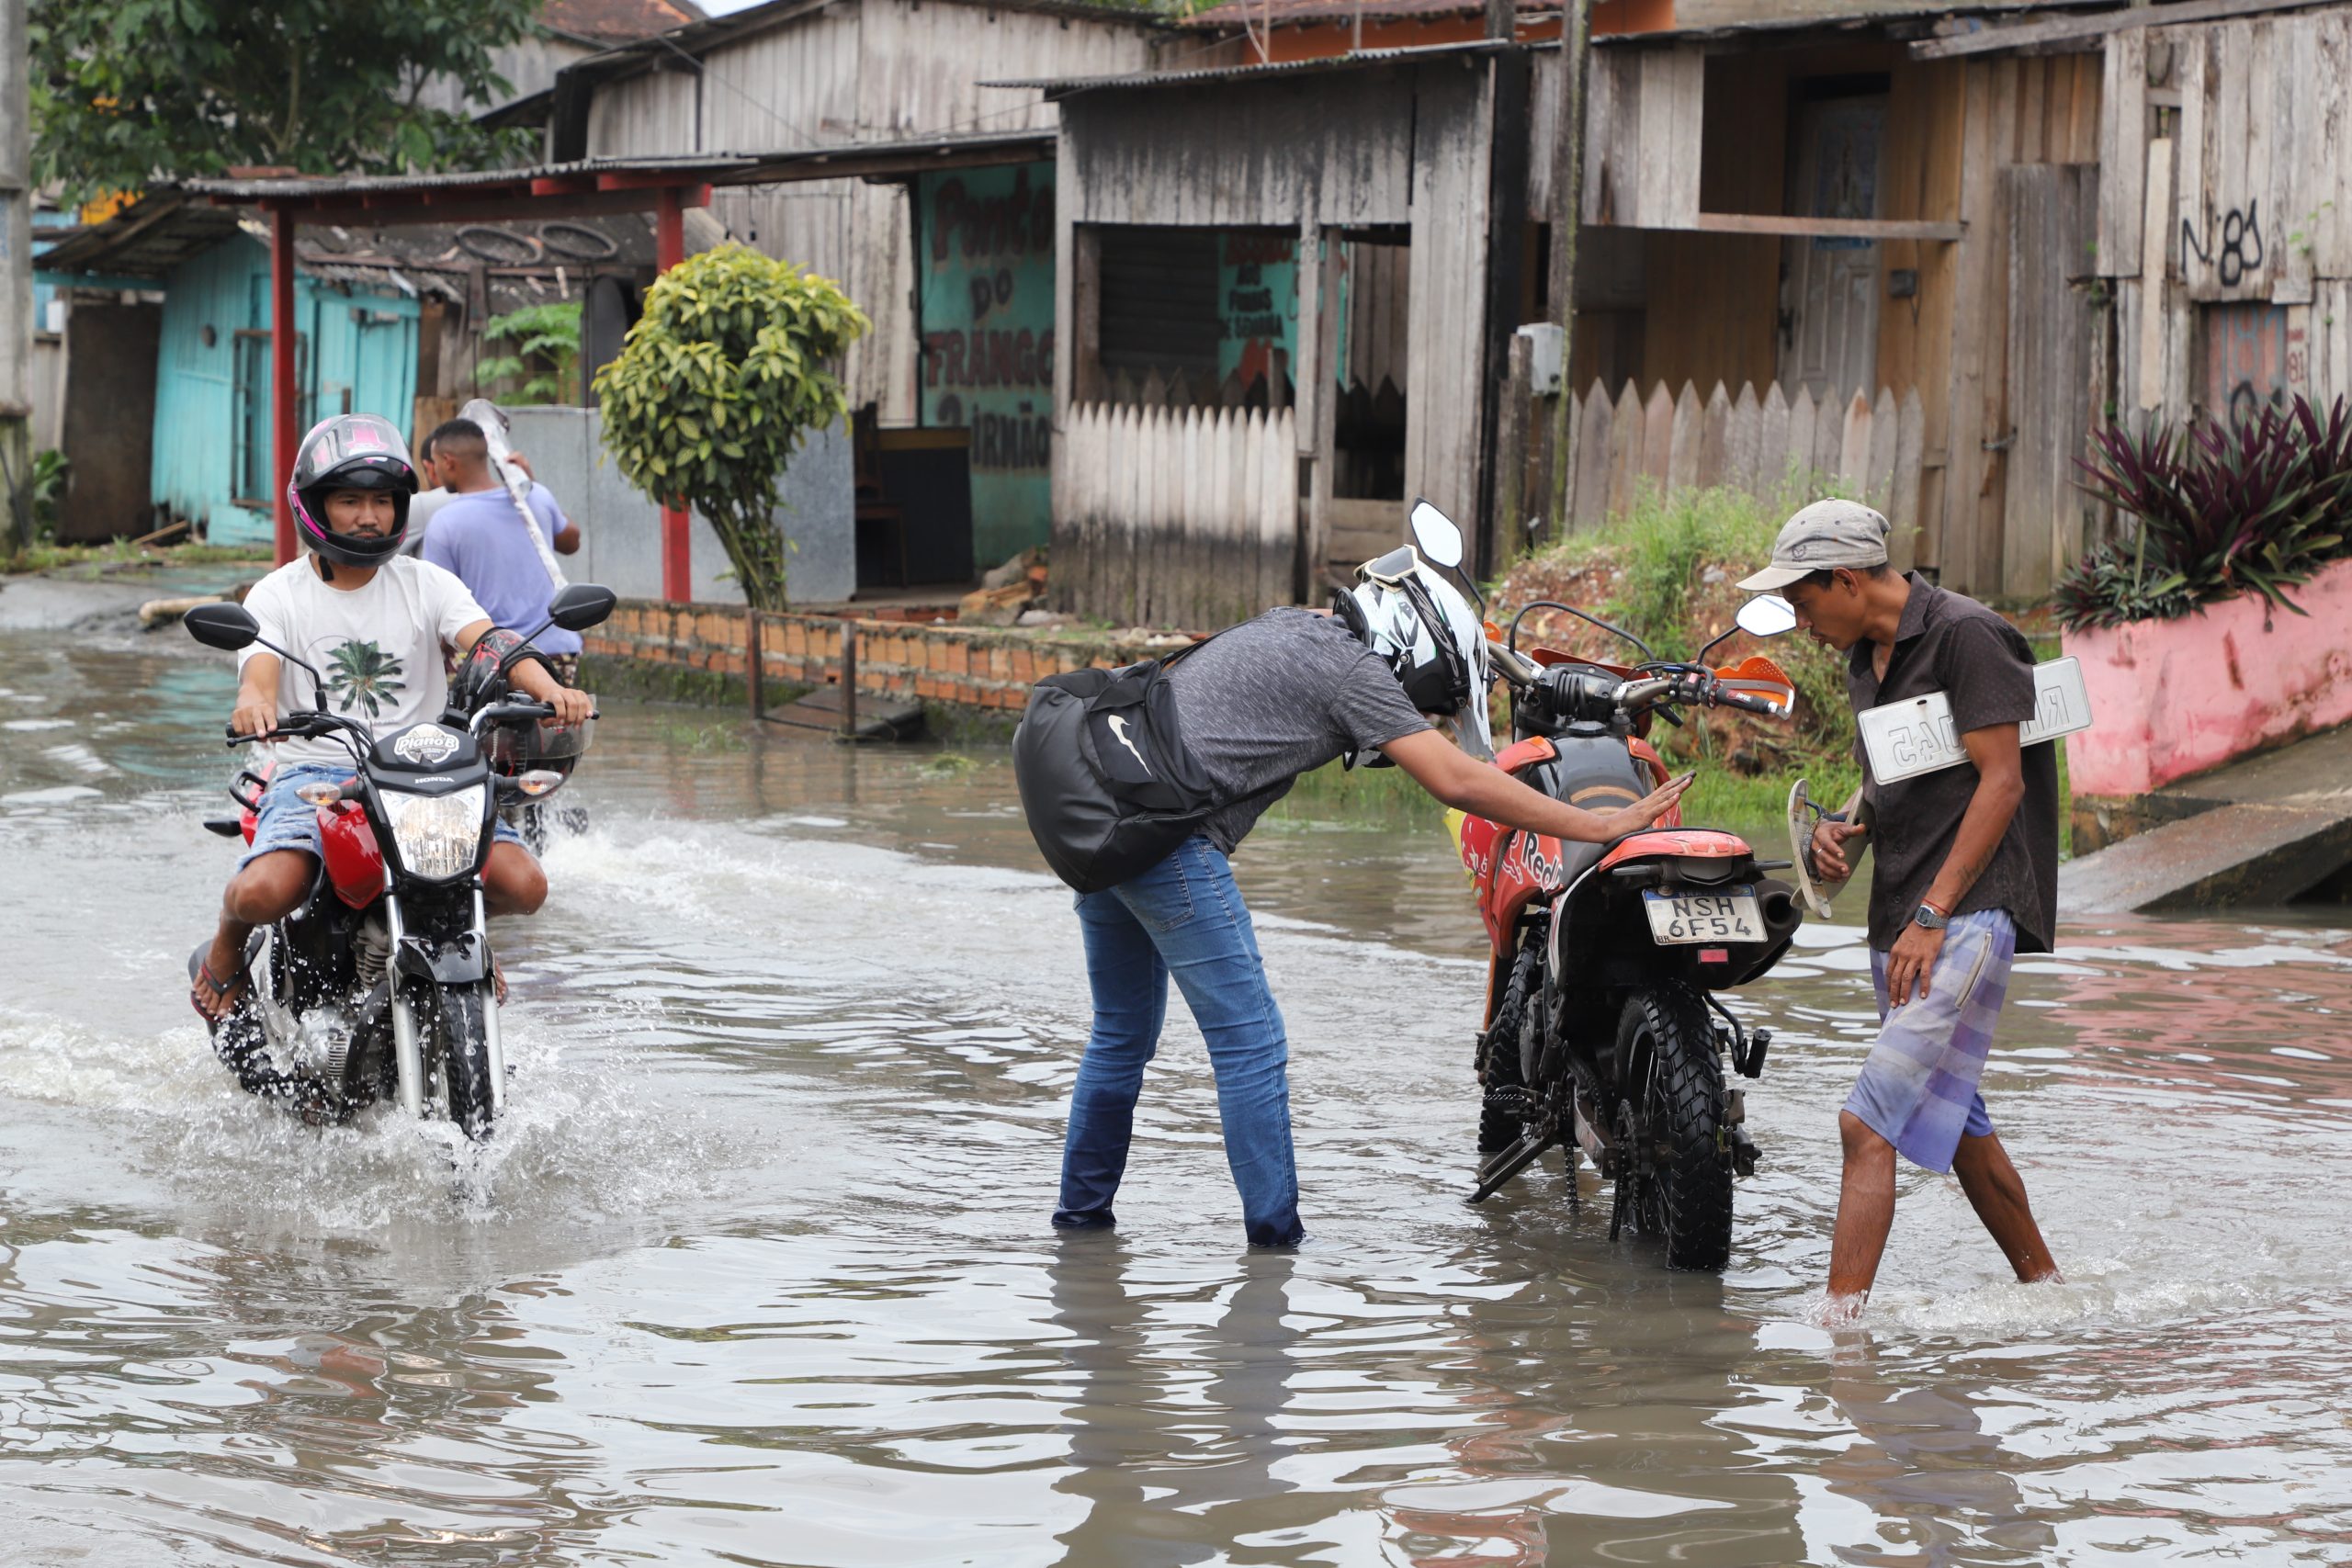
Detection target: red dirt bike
<box><xmin>1449</xmin><ymin>590</ymin><xmax>1806</xmax><ymax>1270</ymax></box>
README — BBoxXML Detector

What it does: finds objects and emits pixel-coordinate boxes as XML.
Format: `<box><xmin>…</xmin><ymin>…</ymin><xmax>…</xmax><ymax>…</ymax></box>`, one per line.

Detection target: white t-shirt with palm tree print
<box><xmin>237</xmin><ymin>555</ymin><xmax>489</xmax><ymax>770</ymax></box>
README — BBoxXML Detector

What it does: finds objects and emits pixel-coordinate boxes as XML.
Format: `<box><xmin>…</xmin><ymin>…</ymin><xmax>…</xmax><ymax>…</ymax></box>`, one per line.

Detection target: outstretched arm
<box><xmin>1383</xmin><ymin>729</ymin><xmax>1690</xmax><ymax>843</ymax></box>
<box><xmin>452</xmin><ymin>619</ymin><xmax>594</xmax><ymax>725</ymax></box>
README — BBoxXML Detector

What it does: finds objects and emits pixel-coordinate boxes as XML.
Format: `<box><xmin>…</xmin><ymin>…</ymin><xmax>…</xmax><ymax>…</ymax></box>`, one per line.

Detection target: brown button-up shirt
<box><xmin>1849</xmin><ymin>574</ymin><xmax>2060</xmax><ymax>954</ymax></box>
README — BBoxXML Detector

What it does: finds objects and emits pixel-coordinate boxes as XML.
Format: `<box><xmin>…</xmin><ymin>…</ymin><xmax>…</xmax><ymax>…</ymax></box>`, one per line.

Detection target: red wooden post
<box><xmin>656</xmin><ymin>186</ymin><xmax>690</xmax><ymax>603</ymax></box>
<box><xmin>271</xmin><ymin>207</ymin><xmax>300</xmax><ymax>565</ymax></box>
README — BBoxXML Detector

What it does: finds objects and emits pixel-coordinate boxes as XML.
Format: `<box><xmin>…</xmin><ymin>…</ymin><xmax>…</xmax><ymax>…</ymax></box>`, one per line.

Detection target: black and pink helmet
<box><xmin>288</xmin><ymin>413</ymin><xmax>418</xmax><ymax>568</ymax></box>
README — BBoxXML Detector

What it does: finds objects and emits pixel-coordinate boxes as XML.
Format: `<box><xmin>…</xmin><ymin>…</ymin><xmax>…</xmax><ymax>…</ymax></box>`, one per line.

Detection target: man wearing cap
<box><xmin>1740</xmin><ymin>499</ymin><xmax>2062</xmax><ymax>1323</ymax></box>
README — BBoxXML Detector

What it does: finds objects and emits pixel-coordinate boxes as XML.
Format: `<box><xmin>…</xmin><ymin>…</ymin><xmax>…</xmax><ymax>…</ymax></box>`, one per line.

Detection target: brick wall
<box><xmin>584</xmin><ymin>599</ymin><xmax>1182</xmax><ymax>713</ymax></box>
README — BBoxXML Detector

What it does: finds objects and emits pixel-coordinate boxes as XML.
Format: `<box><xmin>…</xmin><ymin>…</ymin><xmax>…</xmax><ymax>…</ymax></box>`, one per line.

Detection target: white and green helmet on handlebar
<box><xmin>1334</xmin><ymin>528</ymin><xmax>1495</xmax><ymax>766</ymax></box>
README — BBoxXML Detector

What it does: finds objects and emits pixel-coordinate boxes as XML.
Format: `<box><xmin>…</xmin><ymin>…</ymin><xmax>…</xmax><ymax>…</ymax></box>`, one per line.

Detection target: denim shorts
<box><xmin>240</xmin><ymin>761</ymin><xmax>523</xmax><ymax>868</ymax></box>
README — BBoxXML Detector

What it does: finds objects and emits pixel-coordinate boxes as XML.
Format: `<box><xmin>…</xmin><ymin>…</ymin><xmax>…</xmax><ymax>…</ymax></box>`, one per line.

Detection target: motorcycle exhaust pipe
<box><xmin>1756</xmin><ymin>879</ymin><xmax>1803</xmax><ymax>941</ymax></box>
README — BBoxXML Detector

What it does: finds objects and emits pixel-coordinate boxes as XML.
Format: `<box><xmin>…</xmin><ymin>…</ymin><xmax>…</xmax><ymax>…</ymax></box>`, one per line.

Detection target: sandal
<box><xmin>189</xmin><ymin>953</ymin><xmax>248</xmax><ymax>1025</ymax></box>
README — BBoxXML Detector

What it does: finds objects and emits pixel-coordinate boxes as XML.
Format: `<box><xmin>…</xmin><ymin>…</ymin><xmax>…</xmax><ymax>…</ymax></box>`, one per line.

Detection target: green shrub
<box><xmin>476</xmin><ymin>302</ymin><xmax>581</xmax><ymax>404</ymax></box>
<box><xmin>594</xmin><ymin>244</ymin><xmax>869</xmax><ymax>611</ymax></box>
<box><xmin>2057</xmin><ymin>395</ymin><xmax>2352</xmax><ymax>630</ymax></box>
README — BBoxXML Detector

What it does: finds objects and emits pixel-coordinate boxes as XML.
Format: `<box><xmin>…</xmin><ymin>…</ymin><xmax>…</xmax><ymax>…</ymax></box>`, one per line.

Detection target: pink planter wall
<box><xmin>2064</xmin><ymin>555</ymin><xmax>2352</xmax><ymax>796</ymax></box>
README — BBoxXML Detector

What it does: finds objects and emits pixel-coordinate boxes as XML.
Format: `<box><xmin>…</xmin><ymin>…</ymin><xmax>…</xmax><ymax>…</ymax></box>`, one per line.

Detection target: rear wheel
<box><xmin>1477</xmin><ymin>943</ymin><xmax>1541</xmax><ymax>1152</ymax></box>
<box><xmin>1617</xmin><ymin>983</ymin><xmax>1733</xmax><ymax>1271</ymax></box>
<box><xmin>431</xmin><ymin>982</ymin><xmax>497</xmax><ymax>1140</ymax></box>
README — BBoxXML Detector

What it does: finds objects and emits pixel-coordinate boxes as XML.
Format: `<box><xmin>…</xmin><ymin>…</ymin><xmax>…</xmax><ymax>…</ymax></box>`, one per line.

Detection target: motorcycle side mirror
<box><xmin>1736</xmin><ymin>594</ymin><xmax>1798</xmax><ymax>638</ymax></box>
<box><xmin>184</xmin><ymin>603</ymin><xmax>261</xmax><ymax>651</ymax></box>
<box><xmin>1408</xmin><ymin>499</ymin><xmax>1464</xmax><ymax>570</ymax></box>
<box><xmin>548</xmin><ymin>583</ymin><xmax>617</xmax><ymax>632</ymax></box>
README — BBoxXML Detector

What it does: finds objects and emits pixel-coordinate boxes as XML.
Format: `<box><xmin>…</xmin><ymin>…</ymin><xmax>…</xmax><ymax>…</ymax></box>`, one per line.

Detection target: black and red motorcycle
<box><xmin>181</xmin><ymin>585</ymin><xmax>612</xmax><ymax>1138</ymax></box>
<box><xmin>1447</xmin><ymin>573</ymin><xmax>1808</xmax><ymax>1270</ymax></box>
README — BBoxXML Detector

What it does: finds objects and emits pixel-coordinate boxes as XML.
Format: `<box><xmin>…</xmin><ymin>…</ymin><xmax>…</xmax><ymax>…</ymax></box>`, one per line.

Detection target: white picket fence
<box><xmin>1053</xmin><ymin>402</ymin><xmax>1298</xmax><ymax>629</ymax></box>
<box><xmin>1556</xmin><ymin>379</ymin><xmax>1927</xmax><ymax>535</ymax></box>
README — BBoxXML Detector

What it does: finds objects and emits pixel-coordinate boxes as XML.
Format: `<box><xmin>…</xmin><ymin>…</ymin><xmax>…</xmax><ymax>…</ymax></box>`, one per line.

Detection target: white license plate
<box><xmin>1858</xmin><ymin>657</ymin><xmax>2093</xmax><ymax>784</ymax></box>
<box><xmin>1644</xmin><ymin>887</ymin><xmax>1763</xmax><ymax>944</ymax></box>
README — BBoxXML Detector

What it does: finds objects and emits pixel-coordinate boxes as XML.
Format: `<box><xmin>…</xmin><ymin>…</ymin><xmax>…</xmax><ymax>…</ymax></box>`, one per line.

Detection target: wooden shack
<box><xmin>1025</xmin><ymin>2</ymin><xmax>2211</xmax><ymax>624</ymax></box>
<box><xmin>550</xmin><ymin>0</ymin><xmax>1166</xmax><ymax>583</ymax></box>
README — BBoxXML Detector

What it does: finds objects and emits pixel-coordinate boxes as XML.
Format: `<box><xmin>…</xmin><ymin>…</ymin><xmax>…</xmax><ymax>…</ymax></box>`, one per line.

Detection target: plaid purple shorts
<box><xmin>1848</xmin><ymin>909</ymin><xmax>2017</xmax><ymax>1173</ymax></box>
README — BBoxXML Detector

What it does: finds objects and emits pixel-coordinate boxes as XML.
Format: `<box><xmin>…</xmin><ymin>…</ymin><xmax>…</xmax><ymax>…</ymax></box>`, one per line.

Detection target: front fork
<box><xmin>384</xmin><ymin>886</ymin><xmax>506</xmax><ymax>1120</ymax></box>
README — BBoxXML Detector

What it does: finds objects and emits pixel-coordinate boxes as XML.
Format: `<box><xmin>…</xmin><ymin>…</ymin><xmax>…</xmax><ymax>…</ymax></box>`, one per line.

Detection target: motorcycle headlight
<box><xmin>381</xmin><ymin>785</ymin><xmax>487</xmax><ymax>880</ymax></box>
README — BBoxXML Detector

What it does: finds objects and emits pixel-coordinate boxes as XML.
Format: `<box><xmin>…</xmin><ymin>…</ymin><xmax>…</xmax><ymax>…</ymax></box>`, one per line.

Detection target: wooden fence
<box><xmin>1536</xmin><ymin>378</ymin><xmax>1927</xmax><ymax>544</ymax></box>
<box><xmin>1052</xmin><ymin>402</ymin><xmax>1298</xmax><ymax>629</ymax></box>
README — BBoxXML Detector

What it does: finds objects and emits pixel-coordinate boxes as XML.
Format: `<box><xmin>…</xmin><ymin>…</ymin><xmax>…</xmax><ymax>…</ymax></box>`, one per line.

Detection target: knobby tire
<box><xmin>1618</xmin><ymin>982</ymin><xmax>1734</xmax><ymax>1272</ymax></box>
<box><xmin>1478</xmin><ymin>942</ymin><xmax>1542</xmax><ymax>1153</ymax></box>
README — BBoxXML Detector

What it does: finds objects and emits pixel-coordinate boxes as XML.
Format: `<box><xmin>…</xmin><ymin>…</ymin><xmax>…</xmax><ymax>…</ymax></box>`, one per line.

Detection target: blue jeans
<box><xmin>1056</xmin><ymin>835</ymin><xmax>1304</xmax><ymax>1247</ymax></box>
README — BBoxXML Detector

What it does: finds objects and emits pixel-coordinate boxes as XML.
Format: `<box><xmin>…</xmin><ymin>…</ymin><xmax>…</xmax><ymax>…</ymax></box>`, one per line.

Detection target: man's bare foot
<box><xmin>1818</xmin><ymin>1291</ymin><xmax>1868</xmax><ymax>1329</ymax></box>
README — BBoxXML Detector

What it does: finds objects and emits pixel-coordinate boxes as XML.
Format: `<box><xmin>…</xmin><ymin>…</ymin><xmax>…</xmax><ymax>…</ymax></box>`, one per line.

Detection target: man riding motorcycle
<box><xmin>188</xmin><ymin>413</ymin><xmax>594</xmax><ymax>1029</ymax></box>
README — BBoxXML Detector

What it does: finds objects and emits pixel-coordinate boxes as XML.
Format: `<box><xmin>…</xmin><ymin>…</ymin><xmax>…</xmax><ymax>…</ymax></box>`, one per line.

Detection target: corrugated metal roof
<box><xmin>565</xmin><ymin>0</ymin><xmax>1166</xmax><ymax>85</ymax></box>
<box><xmin>986</xmin><ymin>37</ymin><xmax>1526</xmax><ymax>96</ymax></box>
<box><xmin>539</xmin><ymin>0</ymin><xmax>706</xmax><ymax>42</ymax></box>
<box><xmin>184</xmin><ymin>153</ymin><xmax>767</xmax><ymax>202</ymax></box>
<box><xmin>1179</xmin><ymin>0</ymin><xmax>1560</xmax><ymax>27</ymax></box>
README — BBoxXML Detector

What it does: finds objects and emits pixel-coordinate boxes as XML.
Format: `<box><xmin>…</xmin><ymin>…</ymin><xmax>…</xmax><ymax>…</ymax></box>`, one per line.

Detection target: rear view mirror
<box><xmin>548</xmin><ymin>583</ymin><xmax>617</xmax><ymax>632</ymax></box>
<box><xmin>1736</xmin><ymin>594</ymin><xmax>1798</xmax><ymax>638</ymax></box>
<box><xmin>1408</xmin><ymin>499</ymin><xmax>1464</xmax><ymax>570</ymax></box>
<box><xmin>184</xmin><ymin>603</ymin><xmax>260</xmax><ymax>651</ymax></box>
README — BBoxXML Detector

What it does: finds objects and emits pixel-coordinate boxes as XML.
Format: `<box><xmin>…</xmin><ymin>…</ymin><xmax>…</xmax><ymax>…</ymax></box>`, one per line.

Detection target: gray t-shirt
<box><xmin>1168</xmin><ymin>607</ymin><xmax>1432</xmax><ymax>853</ymax></box>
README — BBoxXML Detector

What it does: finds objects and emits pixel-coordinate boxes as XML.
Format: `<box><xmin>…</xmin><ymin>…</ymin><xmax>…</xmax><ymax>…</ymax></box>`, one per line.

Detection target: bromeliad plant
<box><xmin>2058</xmin><ymin>396</ymin><xmax>2352</xmax><ymax>630</ymax></box>
<box><xmin>594</xmin><ymin>244</ymin><xmax>868</xmax><ymax>611</ymax></box>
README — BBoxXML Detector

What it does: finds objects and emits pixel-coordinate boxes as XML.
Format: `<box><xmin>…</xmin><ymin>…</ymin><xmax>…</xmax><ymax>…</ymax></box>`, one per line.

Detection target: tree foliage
<box><xmin>594</xmin><ymin>245</ymin><xmax>870</xmax><ymax>611</ymax></box>
<box><xmin>477</xmin><ymin>302</ymin><xmax>582</xmax><ymax>406</ymax></box>
<box><xmin>30</xmin><ymin>0</ymin><xmax>541</xmax><ymax>200</ymax></box>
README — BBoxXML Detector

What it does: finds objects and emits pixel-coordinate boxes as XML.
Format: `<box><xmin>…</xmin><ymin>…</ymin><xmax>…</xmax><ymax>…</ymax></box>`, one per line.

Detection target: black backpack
<box><xmin>1012</xmin><ymin>637</ymin><xmax>1222</xmax><ymax>894</ymax></box>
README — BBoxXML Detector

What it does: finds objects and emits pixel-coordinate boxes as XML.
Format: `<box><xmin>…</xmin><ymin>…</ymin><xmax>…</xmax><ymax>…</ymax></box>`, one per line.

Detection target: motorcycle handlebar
<box><xmin>469</xmin><ymin>699</ymin><xmax>599</xmax><ymax>734</ymax></box>
<box><xmin>1486</xmin><ymin>640</ymin><xmax>1538</xmax><ymax>688</ymax></box>
<box><xmin>224</xmin><ymin>710</ymin><xmax>362</xmax><ymax>747</ymax></box>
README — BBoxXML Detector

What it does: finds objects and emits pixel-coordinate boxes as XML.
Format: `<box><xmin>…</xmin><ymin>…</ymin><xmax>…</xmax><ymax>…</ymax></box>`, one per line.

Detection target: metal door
<box><xmin>1779</xmin><ymin>95</ymin><xmax>1886</xmax><ymax>404</ymax></box>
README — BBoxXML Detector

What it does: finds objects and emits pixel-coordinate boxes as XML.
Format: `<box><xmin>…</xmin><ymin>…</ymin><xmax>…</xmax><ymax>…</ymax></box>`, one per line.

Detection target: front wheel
<box><xmin>429</xmin><ymin>981</ymin><xmax>497</xmax><ymax>1140</ymax></box>
<box><xmin>1618</xmin><ymin>983</ymin><xmax>1733</xmax><ymax>1271</ymax></box>
<box><xmin>1476</xmin><ymin>943</ymin><xmax>1542</xmax><ymax>1153</ymax></box>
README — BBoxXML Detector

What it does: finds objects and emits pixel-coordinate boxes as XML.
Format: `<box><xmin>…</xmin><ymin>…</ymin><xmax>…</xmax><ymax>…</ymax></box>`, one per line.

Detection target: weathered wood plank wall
<box><xmin>2100</xmin><ymin>10</ymin><xmax>2352</xmax><ymax>432</ymax></box>
<box><xmin>1053</xmin><ymin>403</ymin><xmax>1299</xmax><ymax>629</ymax></box>
<box><xmin>1052</xmin><ymin>58</ymin><xmax>1499</xmax><ymax>618</ymax></box>
<box><xmin>1527</xmin><ymin>378</ymin><xmax>1926</xmax><ymax>544</ymax></box>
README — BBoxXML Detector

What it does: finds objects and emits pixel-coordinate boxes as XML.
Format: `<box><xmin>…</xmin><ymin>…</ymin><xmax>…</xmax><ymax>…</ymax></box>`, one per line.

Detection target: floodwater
<box><xmin>4</xmin><ymin>571</ymin><xmax>2350</xmax><ymax>1566</ymax></box>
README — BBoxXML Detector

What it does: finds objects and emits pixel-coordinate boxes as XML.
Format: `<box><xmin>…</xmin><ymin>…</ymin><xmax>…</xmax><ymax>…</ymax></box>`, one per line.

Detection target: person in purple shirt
<box><xmin>421</xmin><ymin>418</ymin><xmax>585</xmax><ymax>681</ymax></box>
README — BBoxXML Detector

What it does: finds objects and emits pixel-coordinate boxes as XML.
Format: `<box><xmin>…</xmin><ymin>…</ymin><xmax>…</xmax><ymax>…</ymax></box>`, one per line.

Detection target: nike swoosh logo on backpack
<box><xmin>1107</xmin><ymin>714</ymin><xmax>1152</xmax><ymax>776</ymax></box>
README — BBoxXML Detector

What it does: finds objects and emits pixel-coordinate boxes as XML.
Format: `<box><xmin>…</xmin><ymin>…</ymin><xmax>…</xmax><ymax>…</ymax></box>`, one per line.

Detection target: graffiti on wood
<box><xmin>2181</xmin><ymin>201</ymin><xmax>2265</xmax><ymax>288</ymax></box>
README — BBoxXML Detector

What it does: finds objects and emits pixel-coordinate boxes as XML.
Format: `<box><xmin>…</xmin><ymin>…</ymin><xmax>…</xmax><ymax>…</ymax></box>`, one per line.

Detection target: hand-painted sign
<box><xmin>1216</xmin><ymin>232</ymin><xmax>1296</xmax><ymax>392</ymax></box>
<box><xmin>919</xmin><ymin>162</ymin><xmax>1056</xmax><ymax>569</ymax></box>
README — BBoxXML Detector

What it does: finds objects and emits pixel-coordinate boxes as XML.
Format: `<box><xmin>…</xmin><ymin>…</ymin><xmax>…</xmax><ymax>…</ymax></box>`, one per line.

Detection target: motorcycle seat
<box><xmin>1536</xmin><ymin>736</ymin><xmax>1650</xmax><ymax>813</ymax></box>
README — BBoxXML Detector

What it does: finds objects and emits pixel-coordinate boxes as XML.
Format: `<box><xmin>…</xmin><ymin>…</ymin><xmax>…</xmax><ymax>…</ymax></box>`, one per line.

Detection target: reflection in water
<box><xmin>2</xmin><ymin>589</ymin><xmax>2351</xmax><ymax>1564</ymax></box>
<box><xmin>1049</xmin><ymin>1238</ymin><xmax>1300</xmax><ymax>1565</ymax></box>
<box><xmin>1819</xmin><ymin>1332</ymin><xmax>2057</xmax><ymax>1565</ymax></box>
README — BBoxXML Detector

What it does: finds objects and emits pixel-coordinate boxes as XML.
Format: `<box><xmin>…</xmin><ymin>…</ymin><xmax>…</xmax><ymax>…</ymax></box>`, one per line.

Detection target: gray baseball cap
<box><xmin>1736</xmin><ymin>499</ymin><xmax>1892</xmax><ymax>592</ymax></box>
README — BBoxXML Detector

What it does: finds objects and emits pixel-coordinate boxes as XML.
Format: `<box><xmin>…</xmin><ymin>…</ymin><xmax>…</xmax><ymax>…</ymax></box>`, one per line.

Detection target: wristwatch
<box><xmin>1911</xmin><ymin>902</ymin><xmax>1951</xmax><ymax>931</ymax></box>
